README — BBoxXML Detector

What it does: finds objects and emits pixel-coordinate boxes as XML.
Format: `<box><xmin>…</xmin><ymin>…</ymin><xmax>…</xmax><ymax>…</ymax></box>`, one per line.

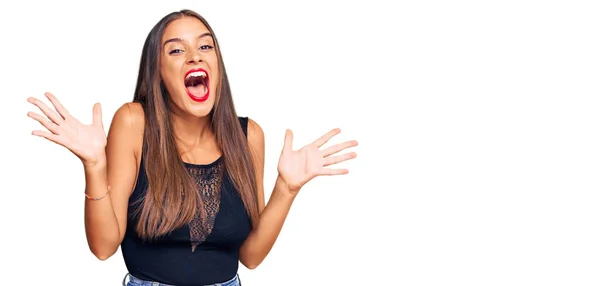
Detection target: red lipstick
<box><xmin>184</xmin><ymin>68</ymin><xmax>210</xmax><ymax>102</ymax></box>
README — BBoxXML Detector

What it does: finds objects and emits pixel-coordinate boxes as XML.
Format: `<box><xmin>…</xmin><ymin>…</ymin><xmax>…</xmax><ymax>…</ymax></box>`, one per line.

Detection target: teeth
<box><xmin>186</xmin><ymin>71</ymin><xmax>206</xmax><ymax>79</ymax></box>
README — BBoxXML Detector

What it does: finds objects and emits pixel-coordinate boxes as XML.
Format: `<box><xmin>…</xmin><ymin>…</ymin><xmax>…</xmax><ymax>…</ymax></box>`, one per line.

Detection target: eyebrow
<box><xmin>163</xmin><ymin>32</ymin><xmax>213</xmax><ymax>47</ymax></box>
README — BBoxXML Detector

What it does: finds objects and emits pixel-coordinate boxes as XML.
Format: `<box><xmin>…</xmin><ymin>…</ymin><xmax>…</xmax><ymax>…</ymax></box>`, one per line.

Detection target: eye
<box><xmin>199</xmin><ymin>45</ymin><xmax>214</xmax><ymax>50</ymax></box>
<box><xmin>169</xmin><ymin>49</ymin><xmax>184</xmax><ymax>55</ymax></box>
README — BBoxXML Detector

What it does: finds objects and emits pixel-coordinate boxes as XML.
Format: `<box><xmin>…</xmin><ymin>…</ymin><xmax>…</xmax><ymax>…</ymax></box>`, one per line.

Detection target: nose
<box><xmin>186</xmin><ymin>50</ymin><xmax>203</xmax><ymax>64</ymax></box>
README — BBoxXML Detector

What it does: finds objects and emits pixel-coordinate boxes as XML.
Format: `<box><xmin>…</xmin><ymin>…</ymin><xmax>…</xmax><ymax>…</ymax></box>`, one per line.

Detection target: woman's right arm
<box><xmin>84</xmin><ymin>103</ymin><xmax>141</xmax><ymax>260</ymax></box>
<box><xmin>28</xmin><ymin>94</ymin><xmax>141</xmax><ymax>260</ymax></box>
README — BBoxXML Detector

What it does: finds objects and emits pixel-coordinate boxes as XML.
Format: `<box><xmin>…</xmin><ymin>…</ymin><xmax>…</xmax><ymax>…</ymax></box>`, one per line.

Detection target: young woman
<box><xmin>26</xmin><ymin>9</ymin><xmax>357</xmax><ymax>286</ymax></box>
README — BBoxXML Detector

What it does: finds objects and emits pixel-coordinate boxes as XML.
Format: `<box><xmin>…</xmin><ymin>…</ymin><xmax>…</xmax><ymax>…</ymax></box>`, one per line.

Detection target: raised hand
<box><xmin>27</xmin><ymin>92</ymin><xmax>107</xmax><ymax>168</ymax></box>
<box><xmin>277</xmin><ymin>128</ymin><xmax>358</xmax><ymax>194</ymax></box>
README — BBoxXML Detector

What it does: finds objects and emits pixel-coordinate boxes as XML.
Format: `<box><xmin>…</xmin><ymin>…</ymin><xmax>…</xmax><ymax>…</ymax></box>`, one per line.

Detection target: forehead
<box><xmin>162</xmin><ymin>16</ymin><xmax>210</xmax><ymax>42</ymax></box>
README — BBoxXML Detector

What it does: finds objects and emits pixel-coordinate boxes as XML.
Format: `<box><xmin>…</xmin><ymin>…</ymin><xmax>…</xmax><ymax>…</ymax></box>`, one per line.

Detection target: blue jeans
<box><xmin>122</xmin><ymin>273</ymin><xmax>241</xmax><ymax>286</ymax></box>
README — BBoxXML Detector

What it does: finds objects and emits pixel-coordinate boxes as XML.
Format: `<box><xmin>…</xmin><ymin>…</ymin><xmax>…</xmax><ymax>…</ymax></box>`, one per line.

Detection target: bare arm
<box><xmin>239</xmin><ymin>119</ymin><xmax>295</xmax><ymax>269</ymax></box>
<box><xmin>27</xmin><ymin>93</ymin><xmax>142</xmax><ymax>260</ymax></box>
<box><xmin>239</xmin><ymin>176</ymin><xmax>296</xmax><ymax>269</ymax></box>
<box><xmin>85</xmin><ymin>103</ymin><xmax>140</xmax><ymax>260</ymax></box>
<box><xmin>238</xmin><ymin>119</ymin><xmax>357</xmax><ymax>269</ymax></box>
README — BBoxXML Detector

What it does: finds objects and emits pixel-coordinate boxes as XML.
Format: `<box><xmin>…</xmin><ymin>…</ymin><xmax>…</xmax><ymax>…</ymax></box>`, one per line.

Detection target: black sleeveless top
<box><xmin>120</xmin><ymin>117</ymin><xmax>252</xmax><ymax>286</ymax></box>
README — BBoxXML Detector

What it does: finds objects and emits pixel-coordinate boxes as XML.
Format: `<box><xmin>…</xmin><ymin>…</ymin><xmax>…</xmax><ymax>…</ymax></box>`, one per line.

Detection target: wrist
<box><xmin>275</xmin><ymin>175</ymin><xmax>299</xmax><ymax>198</ymax></box>
<box><xmin>83</xmin><ymin>153</ymin><xmax>107</xmax><ymax>172</ymax></box>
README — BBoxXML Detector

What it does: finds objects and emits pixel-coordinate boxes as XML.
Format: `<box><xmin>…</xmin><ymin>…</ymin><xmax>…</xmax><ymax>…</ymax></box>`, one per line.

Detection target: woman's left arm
<box><xmin>239</xmin><ymin>119</ymin><xmax>358</xmax><ymax>269</ymax></box>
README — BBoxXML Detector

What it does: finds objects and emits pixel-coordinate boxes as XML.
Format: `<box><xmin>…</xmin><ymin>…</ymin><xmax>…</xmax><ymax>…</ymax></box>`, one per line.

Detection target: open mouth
<box><xmin>184</xmin><ymin>68</ymin><xmax>210</xmax><ymax>102</ymax></box>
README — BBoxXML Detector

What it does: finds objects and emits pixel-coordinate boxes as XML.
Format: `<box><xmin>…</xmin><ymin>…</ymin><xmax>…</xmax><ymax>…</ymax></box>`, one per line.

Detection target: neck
<box><xmin>170</xmin><ymin>111</ymin><xmax>213</xmax><ymax>148</ymax></box>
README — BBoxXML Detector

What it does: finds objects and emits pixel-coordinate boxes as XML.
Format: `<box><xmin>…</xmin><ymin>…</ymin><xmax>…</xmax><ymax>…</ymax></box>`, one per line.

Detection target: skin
<box><xmin>160</xmin><ymin>16</ymin><xmax>220</xmax><ymax>149</ymax></box>
<box><xmin>26</xmin><ymin>16</ymin><xmax>358</xmax><ymax>270</ymax></box>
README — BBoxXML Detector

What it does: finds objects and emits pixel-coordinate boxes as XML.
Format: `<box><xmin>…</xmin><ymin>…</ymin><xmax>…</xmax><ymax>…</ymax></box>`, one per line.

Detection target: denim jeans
<box><xmin>122</xmin><ymin>273</ymin><xmax>241</xmax><ymax>286</ymax></box>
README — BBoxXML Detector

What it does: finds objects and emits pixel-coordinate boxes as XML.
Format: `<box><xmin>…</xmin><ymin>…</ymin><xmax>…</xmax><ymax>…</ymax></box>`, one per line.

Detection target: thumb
<box><xmin>92</xmin><ymin>103</ymin><xmax>103</xmax><ymax>127</ymax></box>
<box><xmin>283</xmin><ymin>129</ymin><xmax>293</xmax><ymax>152</ymax></box>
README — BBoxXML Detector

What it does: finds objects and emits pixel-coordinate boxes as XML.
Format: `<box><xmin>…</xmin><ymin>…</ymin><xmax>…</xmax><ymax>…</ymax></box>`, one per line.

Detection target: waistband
<box><xmin>122</xmin><ymin>273</ymin><xmax>240</xmax><ymax>286</ymax></box>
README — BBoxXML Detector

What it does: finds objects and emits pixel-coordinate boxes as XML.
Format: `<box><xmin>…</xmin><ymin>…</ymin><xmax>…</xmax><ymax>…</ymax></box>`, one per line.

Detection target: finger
<box><xmin>312</xmin><ymin>128</ymin><xmax>341</xmax><ymax>148</ymax></box>
<box><xmin>319</xmin><ymin>168</ymin><xmax>349</xmax><ymax>176</ymax></box>
<box><xmin>31</xmin><ymin>130</ymin><xmax>64</xmax><ymax>146</ymax></box>
<box><xmin>92</xmin><ymin>103</ymin><xmax>103</xmax><ymax>127</ymax></box>
<box><xmin>321</xmin><ymin>140</ymin><xmax>358</xmax><ymax>157</ymax></box>
<box><xmin>283</xmin><ymin>129</ymin><xmax>293</xmax><ymax>152</ymax></box>
<box><xmin>45</xmin><ymin>92</ymin><xmax>71</xmax><ymax>119</ymax></box>
<box><xmin>323</xmin><ymin>152</ymin><xmax>357</xmax><ymax>167</ymax></box>
<box><xmin>27</xmin><ymin>96</ymin><xmax>63</xmax><ymax>125</ymax></box>
<box><xmin>27</xmin><ymin>111</ymin><xmax>61</xmax><ymax>134</ymax></box>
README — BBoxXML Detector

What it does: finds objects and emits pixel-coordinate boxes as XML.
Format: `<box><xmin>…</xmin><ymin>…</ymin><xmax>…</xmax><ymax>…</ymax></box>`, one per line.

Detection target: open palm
<box><xmin>277</xmin><ymin>128</ymin><xmax>358</xmax><ymax>193</ymax></box>
<box><xmin>27</xmin><ymin>92</ymin><xmax>107</xmax><ymax>167</ymax></box>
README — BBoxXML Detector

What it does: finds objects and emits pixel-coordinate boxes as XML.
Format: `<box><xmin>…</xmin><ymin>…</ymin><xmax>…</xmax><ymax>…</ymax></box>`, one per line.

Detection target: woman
<box><xmin>26</xmin><ymin>9</ymin><xmax>357</xmax><ymax>286</ymax></box>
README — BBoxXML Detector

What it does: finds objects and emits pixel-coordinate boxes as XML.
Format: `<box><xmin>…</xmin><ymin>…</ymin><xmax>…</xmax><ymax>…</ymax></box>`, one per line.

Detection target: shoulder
<box><xmin>108</xmin><ymin>102</ymin><xmax>145</xmax><ymax>158</ymax></box>
<box><xmin>237</xmin><ymin>117</ymin><xmax>263</xmax><ymax>138</ymax></box>
<box><xmin>115</xmin><ymin>102</ymin><xmax>144</xmax><ymax>125</ymax></box>
<box><xmin>111</xmin><ymin>102</ymin><xmax>144</xmax><ymax>131</ymax></box>
<box><xmin>244</xmin><ymin>117</ymin><xmax>264</xmax><ymax>153</ymax></box>
<box><xmin>111</xmin><ymin>101</ymin><xmax>143</xmax><ymax>121</ymax></box>
<box><xmin>246</xmin><ymin>118</ymin><xmax>263</xmax><ymax>139</ymax></box>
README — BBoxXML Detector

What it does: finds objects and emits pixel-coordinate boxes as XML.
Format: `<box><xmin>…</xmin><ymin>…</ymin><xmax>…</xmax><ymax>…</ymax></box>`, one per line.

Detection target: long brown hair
<box><xmin>132</xmin><ymin>9</ymin><xmax>259</xmax><ymax>240</ymax></box>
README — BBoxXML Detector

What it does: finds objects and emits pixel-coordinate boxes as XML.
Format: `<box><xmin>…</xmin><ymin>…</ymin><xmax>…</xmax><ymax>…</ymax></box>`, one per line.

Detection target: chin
<box><xmin>187</xmin><ymin>102</ymin><xmax>214</xmax><ymax>118</ymax></box>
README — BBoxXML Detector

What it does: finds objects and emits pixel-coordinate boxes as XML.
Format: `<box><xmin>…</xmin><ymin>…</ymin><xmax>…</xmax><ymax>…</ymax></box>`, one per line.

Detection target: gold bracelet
<box><xmin>84</xmin><ymin>185</ymin><xmax>111</xmax><ymax>201</ymax></box>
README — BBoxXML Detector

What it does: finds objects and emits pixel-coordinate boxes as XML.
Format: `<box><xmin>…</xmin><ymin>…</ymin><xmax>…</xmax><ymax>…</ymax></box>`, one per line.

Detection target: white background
<box><xmin>1</xmin><ymin>0</ymin><xmax>599</xmax><ymax>285</ymax></box>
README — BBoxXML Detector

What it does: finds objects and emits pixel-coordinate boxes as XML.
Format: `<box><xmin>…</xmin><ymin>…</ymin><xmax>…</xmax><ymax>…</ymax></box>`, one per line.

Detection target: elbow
<box><xmin>89</xmin><ymin>244</ymin><xmax>118</xmax><ymax>261</ymax></box>
<box><xmin>239</xmin><ymin>239</ymin><xmax>270</xmax><ymax>269</ymax></box>
<box><xmin>86</xmin><ymin>232</ymin><xmax>122</xmax><ymax>261</ymax></box>
<box><xmin>94</xmin><ymin>253</ymin><xmax>112</xmax><ymax>261</ymax></box>
<box><xmin>239</xmin><ymin>253</ymin><xmax>264</xmax><ymax>270</ymax></box>
<box><xmin>241</xmin><ymin>260</ymin><xmax>261</xmax><ymax>270</ymax></box>
<box><xmin>92</xmin><ymin>249</ymin><xmax>116</xmax><ymax>261</ymax></box>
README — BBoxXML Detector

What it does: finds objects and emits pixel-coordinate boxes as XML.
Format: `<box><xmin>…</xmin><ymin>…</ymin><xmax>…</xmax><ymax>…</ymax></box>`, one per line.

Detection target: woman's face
<box><xmin>160</xmin><ymin>16</ymin><xmax>219</xmax><ymax>118</ymax></box>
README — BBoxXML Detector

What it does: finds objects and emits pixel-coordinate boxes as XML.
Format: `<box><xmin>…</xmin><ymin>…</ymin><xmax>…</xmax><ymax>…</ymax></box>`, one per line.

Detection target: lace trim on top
<box><xmin>186</xmin><ymin>159</ymin><xmax>223</xmax><ymax>252</ymax></box>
